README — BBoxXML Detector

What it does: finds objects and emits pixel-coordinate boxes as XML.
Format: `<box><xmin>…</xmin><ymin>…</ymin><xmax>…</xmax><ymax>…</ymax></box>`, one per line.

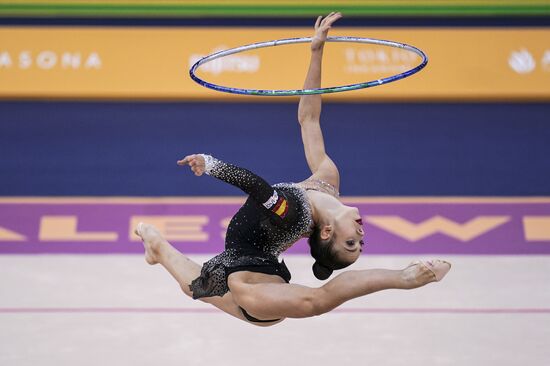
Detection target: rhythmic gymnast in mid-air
<box><xmin>135</xmin><ymin>12</ymin><xmax>450</xmax><ymax>326</ymax></box>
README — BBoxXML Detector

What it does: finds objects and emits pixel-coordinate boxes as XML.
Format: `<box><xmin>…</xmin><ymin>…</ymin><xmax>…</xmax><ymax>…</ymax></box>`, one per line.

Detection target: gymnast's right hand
<box><xmin>177</xmin><ymin>154</ymin><xmax>206</xmax><ymax>176</ymax></box>
<box><xmin>311</xmin><ymin>12</ymin><xmax>342</xmax><ymax>51</ymax></box>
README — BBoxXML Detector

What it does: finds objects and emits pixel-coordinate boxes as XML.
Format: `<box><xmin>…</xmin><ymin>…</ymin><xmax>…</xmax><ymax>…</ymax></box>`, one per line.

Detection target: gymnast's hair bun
<box><xmin>312</xmin><ymin>261</ymin><xmax>333</xmax><ymax>280</ymax></box>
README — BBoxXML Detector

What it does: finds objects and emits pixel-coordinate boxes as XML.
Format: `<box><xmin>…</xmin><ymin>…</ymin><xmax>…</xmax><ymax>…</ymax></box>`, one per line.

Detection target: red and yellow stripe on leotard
<box><xmin>272</xmin><ymin>197</ymin><xmax>288</xmax><ymax>218</ymax></box>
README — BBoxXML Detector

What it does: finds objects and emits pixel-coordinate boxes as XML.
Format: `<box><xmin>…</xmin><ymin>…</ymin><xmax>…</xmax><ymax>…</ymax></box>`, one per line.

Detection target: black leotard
<box><xmin>189</xmin><ymin>154</ymin><xmax>313</xmax><ymax>300</ymax></box>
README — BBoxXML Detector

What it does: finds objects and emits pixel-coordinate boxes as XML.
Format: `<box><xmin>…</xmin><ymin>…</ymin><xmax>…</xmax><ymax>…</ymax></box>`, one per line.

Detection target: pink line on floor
<box><xmin>1</xmin><ymin>307</ymin><xmax>549</xmax><ymax>314</ymax></box>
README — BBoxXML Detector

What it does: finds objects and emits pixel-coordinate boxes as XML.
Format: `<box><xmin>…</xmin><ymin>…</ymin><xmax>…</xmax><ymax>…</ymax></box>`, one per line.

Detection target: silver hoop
<box><xmin>189</xmin><ymin>36</ymin><xmax>428</xmax><ymax>96</ymax></box>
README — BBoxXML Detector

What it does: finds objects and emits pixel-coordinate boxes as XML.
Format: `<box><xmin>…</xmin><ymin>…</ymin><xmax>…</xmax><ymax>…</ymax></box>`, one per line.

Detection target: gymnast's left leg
<box><xmin>228</xmin><ymin>260</ymin><xmax>450</xmax><ymax>320</ymax></box>
<box><xmin>134</xmin><ymin>223</ymin><xmax>251</xmax><ymax>322</ymax></box>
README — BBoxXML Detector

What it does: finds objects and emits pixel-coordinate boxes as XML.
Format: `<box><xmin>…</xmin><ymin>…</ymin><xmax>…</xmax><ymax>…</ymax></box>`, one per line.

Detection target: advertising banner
<box><xmin>1</xmin><ymin>27</ymin><xmax>549</xmax><ymax>100</ymax></box>
<box><xmin>1</xmin><ymin>0</ymin><xmax>548</xmax><ymax>17</ymax></box>
<box><xmin>1</xmin><ymin>197</ymin><xmax>549</xmax><ymax>254</ymax></box>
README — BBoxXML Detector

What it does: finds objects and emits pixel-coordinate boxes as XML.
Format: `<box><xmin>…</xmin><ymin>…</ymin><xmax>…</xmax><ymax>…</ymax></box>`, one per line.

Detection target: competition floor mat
<box><xmin>1</xmin><ymin>254</ymin><xmax>549</xmax><ymax>366</ymax></box>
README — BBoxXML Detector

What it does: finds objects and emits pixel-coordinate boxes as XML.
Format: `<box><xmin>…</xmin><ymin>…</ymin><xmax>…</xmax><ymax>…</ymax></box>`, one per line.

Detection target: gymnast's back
<box><xmin>188</xmin><ymin>155</ymin><xmax>314</xmax><ymax>299</ymax></box>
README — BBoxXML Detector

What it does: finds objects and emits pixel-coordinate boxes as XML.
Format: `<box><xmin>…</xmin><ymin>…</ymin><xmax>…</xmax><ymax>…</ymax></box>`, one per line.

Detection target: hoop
<box><xmin>189</xmin><ymin>36</ymin><xmax>428</xmax><ymax>96</ymax></box>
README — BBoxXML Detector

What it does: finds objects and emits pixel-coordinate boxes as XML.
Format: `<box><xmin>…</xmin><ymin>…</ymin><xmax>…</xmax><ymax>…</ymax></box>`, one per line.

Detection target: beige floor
<box><xmin>1</xmin><ymin>254</ymin><xmax>549</xmax><ymax>366</ymax></box>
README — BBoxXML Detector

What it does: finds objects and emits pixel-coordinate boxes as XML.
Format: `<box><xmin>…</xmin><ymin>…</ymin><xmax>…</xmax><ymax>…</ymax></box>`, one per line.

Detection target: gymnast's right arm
<box><xmin>297</xmin><ymin>12</ymin><xmax>342</xmax><ymax>189</ymax></box>
<box><xmin>177</xmin><ymin>154</ymin><xmax>283</xmax><ymax>212</ymax></box>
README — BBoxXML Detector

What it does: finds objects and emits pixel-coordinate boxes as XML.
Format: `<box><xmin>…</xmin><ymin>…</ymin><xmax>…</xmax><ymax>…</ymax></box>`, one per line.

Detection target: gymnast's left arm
<box><xmin>177</xmin><ymin>154</ymin><xmax>284</xmax><ymax>213</ymax></box>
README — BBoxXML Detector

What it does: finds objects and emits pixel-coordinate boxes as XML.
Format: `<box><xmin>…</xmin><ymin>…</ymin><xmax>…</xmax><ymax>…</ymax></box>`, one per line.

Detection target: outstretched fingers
<box><xmin>177</xmin><ymin>154</ymin><xmax>206</xmax><ymax>176</ymax></box>
<box><xmin>314</xmin><ymin>15</ymin><xmax>322</xmax><ymax>29</ymax></box>
<box><xmin>176</xmin><ymin>154</ymin><xmax>194</xmax><ymax>166</ymax></box>
<box><xmin>319</xmin><ymin>12</ymin><xmax>342</xmax><ymax>30</ymax></box>
<box><xmin>311</xmin><ymin>12</ymin><xmax>342</xmax><ymax>48</ymax></box>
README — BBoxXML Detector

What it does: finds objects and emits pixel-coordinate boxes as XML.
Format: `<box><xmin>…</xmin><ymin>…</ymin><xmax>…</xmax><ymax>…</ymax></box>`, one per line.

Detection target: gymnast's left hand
<box><xmin>177</xmin><ymin>154</ymin><xmax>206</xmax><ymax>176</ymax></box>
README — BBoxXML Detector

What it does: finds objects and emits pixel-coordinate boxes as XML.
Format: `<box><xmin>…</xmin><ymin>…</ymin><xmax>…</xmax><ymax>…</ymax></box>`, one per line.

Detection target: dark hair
<box><xmin>308</xmin><ymin>225</ymin><xmax>350</xmax><ymax>280</ymax></box>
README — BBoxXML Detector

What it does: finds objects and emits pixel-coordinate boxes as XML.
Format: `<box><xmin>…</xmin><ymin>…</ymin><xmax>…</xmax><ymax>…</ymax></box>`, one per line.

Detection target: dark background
<box><xmin>2</xmin><ymin>101</ymin><xmax>549</xmax><ymax>196</ymax></box>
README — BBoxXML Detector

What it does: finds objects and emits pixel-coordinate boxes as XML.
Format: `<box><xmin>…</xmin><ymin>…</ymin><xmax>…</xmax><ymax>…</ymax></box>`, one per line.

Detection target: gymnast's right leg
<box><xmin>134</xmin><ymin>223</ymin><xmax>252</xmax><ymax>323</ymax></box>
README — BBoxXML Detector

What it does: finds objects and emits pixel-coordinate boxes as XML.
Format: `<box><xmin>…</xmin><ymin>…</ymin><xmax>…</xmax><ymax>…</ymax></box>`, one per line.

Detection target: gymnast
<box><xmin>135</xmin><ymin>12</ymin><xmax>450</xmax><ymax>326</ymax></box>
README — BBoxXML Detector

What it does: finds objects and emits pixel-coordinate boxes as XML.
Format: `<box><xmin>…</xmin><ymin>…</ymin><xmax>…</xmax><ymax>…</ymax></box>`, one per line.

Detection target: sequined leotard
<box><xmin>189</xmin><ymin>154</ymin><xmax>315</xmax><ymax>300</ymax></box>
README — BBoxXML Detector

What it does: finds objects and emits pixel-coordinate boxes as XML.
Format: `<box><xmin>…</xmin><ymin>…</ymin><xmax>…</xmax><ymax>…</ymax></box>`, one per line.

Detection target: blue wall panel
<box><xmin>1</xmin><ymin>102</ymin><xmax>549</xmax><ymax>196</ymax></box>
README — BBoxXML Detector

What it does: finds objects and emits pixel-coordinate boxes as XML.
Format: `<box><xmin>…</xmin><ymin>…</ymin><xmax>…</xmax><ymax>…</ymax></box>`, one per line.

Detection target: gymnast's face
<box><xmin>331</xmin><ymin>206</ymin><xmax>365</xmax><ymax>264</ymax></box>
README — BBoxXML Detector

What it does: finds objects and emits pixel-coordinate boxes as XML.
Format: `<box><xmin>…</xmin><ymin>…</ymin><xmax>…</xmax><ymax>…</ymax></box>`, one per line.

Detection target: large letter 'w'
<box><xmin>365</xmin><ymin>215</ymin><xmax>510</xmax><ymax>242</ymax></box>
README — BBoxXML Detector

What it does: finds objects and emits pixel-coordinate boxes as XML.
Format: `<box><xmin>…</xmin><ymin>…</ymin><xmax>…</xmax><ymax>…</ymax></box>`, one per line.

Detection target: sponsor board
<box><xmin>0</xmin><ymin>27</ymin><xmax>549</xmax><ymax>100</ymax></box>
<box><xmin>0</xmin><ymin>0</ymin><xmax>548</xmax><ymax>17</ymax></box>
<box><xmin>1</xmin><ymin>197</ymin><xmax>549</xmax><ymax>254</ymax></box>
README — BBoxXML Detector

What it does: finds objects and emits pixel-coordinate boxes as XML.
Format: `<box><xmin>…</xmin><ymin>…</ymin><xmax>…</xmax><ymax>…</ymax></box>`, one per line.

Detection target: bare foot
<box><xmin>401</xmin><ymin>260</ymin><xmax>451</xmax><ymax>289</ymax></box>
<box><xmin>134</xmin><ymin>222</ymin><xmax>165</xmax><ymax>265</ymax></box>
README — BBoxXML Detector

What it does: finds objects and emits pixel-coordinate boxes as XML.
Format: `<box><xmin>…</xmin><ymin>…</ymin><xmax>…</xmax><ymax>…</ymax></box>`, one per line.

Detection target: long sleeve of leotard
<box><xmin>200</xmin><ymin>154</ymin><xmax>289</xmax><ymax>218</ymax></box>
